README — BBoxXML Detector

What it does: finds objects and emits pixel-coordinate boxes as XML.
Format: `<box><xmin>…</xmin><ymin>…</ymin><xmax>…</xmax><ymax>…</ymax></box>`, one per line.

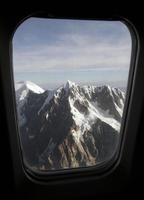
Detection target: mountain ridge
<box><xmin>15</xmin><ymin>80</ymin><xmax>125</xmax><ymax>170</ymax></box>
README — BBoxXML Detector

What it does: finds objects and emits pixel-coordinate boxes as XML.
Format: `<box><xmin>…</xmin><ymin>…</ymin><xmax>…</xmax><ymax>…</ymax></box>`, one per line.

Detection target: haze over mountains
<box><xmin>15</xmin><ymin>80</ymin><xmax>125</xmax><ymax>170</ymax></box>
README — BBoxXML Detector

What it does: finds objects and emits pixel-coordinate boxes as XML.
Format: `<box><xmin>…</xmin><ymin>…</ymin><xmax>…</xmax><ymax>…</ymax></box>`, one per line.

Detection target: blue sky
<box><xmin>13</xmin><ymin>18</ymin><xmax>132</xmax><ymax>89</ymax></box>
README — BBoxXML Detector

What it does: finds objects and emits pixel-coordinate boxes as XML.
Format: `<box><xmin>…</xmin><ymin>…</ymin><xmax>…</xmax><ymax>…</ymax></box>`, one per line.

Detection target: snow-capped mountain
<box><xmin>15</xmin><ymin>80</ymin><xmax>125</xmax><ymax>170</ymax></box>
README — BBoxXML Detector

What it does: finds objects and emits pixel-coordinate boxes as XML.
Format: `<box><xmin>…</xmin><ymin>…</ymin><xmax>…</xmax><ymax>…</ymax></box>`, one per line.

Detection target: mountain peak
<box><xmin>65</xmin><ymin>80</ymin><xmax>77</xmax><ymax>92</ymax></box>
<box><xmin>25</xmin><ymin>81</ymin><xmax>45</xmax><ymax>94</ymax></box>
<box><xmin>16</xmin><ymin>81</ymin><xmax>45</xmax><ymax>94</ymax></box>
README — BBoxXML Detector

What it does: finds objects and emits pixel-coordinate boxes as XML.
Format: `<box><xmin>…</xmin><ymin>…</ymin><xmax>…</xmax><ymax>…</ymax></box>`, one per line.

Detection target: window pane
<box><xmin>13</xmin><ymin>18</ymin><xmax>132</xmax><ymax>172</ymax></box>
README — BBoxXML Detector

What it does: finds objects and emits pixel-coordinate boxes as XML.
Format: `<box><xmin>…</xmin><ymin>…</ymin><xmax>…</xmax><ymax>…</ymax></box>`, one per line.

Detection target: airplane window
<box><xmin>12</xmin><ymin>18</ymin><xmax>132</xmax><ymax>173</ymax></box>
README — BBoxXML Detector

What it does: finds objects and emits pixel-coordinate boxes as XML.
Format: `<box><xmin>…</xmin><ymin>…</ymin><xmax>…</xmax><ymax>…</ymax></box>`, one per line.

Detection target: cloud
<box><xmin>13</xmin><ymin>19</ymin><xmax>131</xmax><ymax>73</ymax></box>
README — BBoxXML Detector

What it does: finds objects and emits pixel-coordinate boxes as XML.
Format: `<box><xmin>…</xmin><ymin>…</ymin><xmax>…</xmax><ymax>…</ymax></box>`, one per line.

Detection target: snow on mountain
<box><xmin>38</xmin><ymin>90</ymin><xmax>54</xmax><ymax>115</ymax></box>
<box><xmin>82</xmin><ymin>84</ymin><xmax>125</xmax><ymax>122</ymax></box>
<box><xmin>15</xmin><ymin>81</ymin><xmax>45</xmax><ymax>126</ymax></box>
<box><xmin>64</xmin><ymin>80</ymin><xmax>77</xmax><ymax>92</ymax></box>
<box><xmin>15</xmin><ymin>81</ymin><xmax>45</xmax><ymax>94</ymax></box>
<box><xmin>15</xmin><ymin>80</ymin><xmax>125</xmax><ymax>170</ymax></box>
<box><xmin>67</xmin><ymin>83</ymin><xmax>122</xmax><ymax>143</ymax></box>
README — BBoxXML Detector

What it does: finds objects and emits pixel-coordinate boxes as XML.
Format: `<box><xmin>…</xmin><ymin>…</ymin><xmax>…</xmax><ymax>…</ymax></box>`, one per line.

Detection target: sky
<box><xmin>13</xmin><ymin>17</ymin><xmax>132</xmax><ymax>89</ymax></box>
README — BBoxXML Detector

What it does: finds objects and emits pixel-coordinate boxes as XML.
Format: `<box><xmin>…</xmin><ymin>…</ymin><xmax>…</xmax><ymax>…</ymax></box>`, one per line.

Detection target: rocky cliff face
<box><xmin>15</xmin><ymin>80</ymin><xmax>125</xmax><ymax>170</ymax></box>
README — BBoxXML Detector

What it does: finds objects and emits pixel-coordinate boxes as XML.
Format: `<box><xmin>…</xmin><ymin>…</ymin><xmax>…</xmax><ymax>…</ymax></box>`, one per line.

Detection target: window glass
<box><xmin>13</xmin><ymin>18</ymin><xmax>132</xmax><ymax>172</ymax></box>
